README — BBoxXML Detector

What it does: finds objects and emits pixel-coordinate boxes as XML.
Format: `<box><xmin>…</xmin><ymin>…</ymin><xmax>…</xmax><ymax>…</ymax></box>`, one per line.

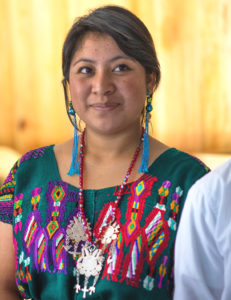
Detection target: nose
<box><xmin>91</xmin><ymin>69</ymin><xmax>115</xmax><ymax>96</ymax></box>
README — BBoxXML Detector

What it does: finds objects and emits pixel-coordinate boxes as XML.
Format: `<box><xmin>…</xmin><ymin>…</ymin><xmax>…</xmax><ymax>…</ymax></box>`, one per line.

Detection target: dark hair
<box><xmin>62</xmin><ymin>5</ymin><xmax>161</xmax><ymax>126</ymax></box>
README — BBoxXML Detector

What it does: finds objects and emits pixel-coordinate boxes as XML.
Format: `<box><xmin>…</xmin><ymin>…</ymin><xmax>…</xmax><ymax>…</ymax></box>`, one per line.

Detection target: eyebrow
<box><xmin>72</xmin><ymin>55</ymin><xmax>135</xmax><ymax>67</ymax></box>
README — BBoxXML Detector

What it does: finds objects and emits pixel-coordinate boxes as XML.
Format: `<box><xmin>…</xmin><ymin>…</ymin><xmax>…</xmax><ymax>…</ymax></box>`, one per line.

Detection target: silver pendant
<box><xmin>75</xmin><ymin>244</ymin><xmax>105</xmax><ymax>298</ymax></box>
<box><xmin>101</xmin><ymin>222</ymin><xmax>120</xmax><ymax>245</ymax></box>
<box><xmin>64</xmin><ymin>215</ymin><xmax>88</xmax><ymax>257</ymax></box>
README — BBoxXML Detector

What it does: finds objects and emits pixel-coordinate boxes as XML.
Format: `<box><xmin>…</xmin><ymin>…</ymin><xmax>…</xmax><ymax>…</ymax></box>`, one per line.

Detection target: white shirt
<box><xmin>174</xmin><ymin>159</ymin><xmax>231</xmax><ymax>300</ymax></box>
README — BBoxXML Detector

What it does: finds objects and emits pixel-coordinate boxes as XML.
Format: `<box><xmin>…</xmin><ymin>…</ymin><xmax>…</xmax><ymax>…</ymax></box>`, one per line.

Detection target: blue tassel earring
<box><xmin>67</xmin><ymin>101</ymin><xmax>80</xmax><ymax>176</ymax></box>
<box><xmin>139</xmin><ymin>91</ymin><xmax>152</xmax><ymax>173</ymax></box>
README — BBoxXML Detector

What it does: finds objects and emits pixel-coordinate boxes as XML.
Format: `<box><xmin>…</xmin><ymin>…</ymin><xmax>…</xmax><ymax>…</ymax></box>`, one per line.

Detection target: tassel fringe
<box><xmin>67</xmin><ymin>118</ymin><xmax>80</xmax><ymax>176</ymax></box>
<box><xmin>139</xmin><ymin>116</ymin><xmax>149</xmax><ymax>173</ymax></box>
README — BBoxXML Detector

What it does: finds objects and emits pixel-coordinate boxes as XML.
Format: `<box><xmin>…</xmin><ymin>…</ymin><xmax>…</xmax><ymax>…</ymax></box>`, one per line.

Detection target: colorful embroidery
<box><xmin>103</xmin><ymin>176</ymin><xmax>167</xmax><ymax>288</ymax></box>
<box><xmin>168</xmin><ymin>186</ymin><xmax>183</xmax><ymax>230</ymax></box>
<box><xmin>52</xmin><ymin>229</ymin><xmax>67</xmax><ymax>274</ymax></box>
<box><xmin>101</xmin><ymin>176</ymin><xmax>173</xmax><ymax>290</ymax></box>
<box><xmin>0</xmin><ymin>161</ymin><xmax>19</xmax><ymax>224</ymax></box>
<box><xmin>24</xmin><ymin>211</ymin><xmax>41</xmax><ymax>254</ymax></box>
<box><xmin>145</xmin><ymin>209</ymin><xmax>169</xmax><ymax>266</ymax></box>
<box><xmin>16</xmin><ymin>278</ymin><xmax>26</xmax><ymax>299</ymax></box>
<box><xmin>7</xmin><ymin>144</ymin><xmax>208</xmax><ymax>297</ymax></box>
<box><xmin>13</xmin><ymin>236</ymin><xmax>19</xmax><ymax>269</ymax></box>
<box><xmin>20</xmin><ymin>146</ymin><xmax>49</xmax><ymax>163</ymax></box>
<box><xmin>126</xmin><ymin>233</ymin><xmax>143</xmax><ymax>281</ymax></box>
<box><xmin>34</xmin><ymin>229</ymin><xmax>50</xmax><ymax>272</ymax></box>
<box><xmin>124</xmin><ymin>176</ymin><xmax>158</xmax><ymax>246</ymax></box>
<box><xmin>106</xmin><ymin>231</ymin><xmax>122</xmax><ymax>279</ymax></box>
<box><xmin>14</xmin><ymin>193</ymin><xmax>23</xmax><ymax>233</ymax></box>
<box><xmin>22</xmin><ymin>182</ymin><xmax>78</xmax><ymax>275</ymax></box>
<box><xmin>156</xmin><ymin>181</ymin><xmax>171</xmax><ymax>210</ymax></box>
<box><xmin>157</xmin><ymin>256</ymin><xmax>168</xmax><ymax>288</ymax></box>
<box><xmin>16</xmin><ymin>251</ymin><xmax>32</xmax><ymax>283</ymax></box>
<box><xmin>94</xmin><ymin>202</ymin><xmax>119</xmax><ymax>247</ymax></box>
<box><xmin>23</xmin><ymin>188</ymin><xmax>42</xmax><ymax>255</ymax></box>
<box><xmin>31</xmin><ymin>187</ymin><xmax>41</xmax><ymax>210</ymax></box>
<box><xmin>46</xmin><ymin>182</ymin><xmax>69</xmax><ymax>238</ymax></box>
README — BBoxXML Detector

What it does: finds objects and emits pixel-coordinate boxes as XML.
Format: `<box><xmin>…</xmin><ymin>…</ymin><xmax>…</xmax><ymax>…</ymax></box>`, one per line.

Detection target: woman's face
<box><xmin>69</xmin><ymin>32</ymin><xmax>154</xmax><ymax>135</ymax></box>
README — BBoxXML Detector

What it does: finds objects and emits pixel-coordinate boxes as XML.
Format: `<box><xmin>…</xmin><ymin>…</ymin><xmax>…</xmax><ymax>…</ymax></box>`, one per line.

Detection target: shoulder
<box><xmin>19</xmin><ymin>145</ymin><xmax>53</xmax><ymax>165</ymax></box>
<box><xmin>149</xmin><ymin>142</ymin><xmax>209</xmax><ymax>181</ymax></box>
<box><xmin>5</xmin><ymin>145</ymin><xmax>55</xmax><ymax>190</ymax></box>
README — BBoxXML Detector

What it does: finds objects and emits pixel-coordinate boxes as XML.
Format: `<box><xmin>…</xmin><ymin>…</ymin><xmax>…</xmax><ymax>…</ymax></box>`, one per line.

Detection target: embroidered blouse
<box><xmin>0</xmin><ymin>145</ymin><xmax>209</xmax><ymax>300</ymax></box>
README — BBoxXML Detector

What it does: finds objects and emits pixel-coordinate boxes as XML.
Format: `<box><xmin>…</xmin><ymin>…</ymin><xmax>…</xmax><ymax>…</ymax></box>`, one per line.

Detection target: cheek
<box><xmin>123</xmin><ymin>80</ymin><xmax>146</xmax><ymax>109</ymax></box>
<box><xmin>69</xmin><ymin>80</ymin><xmax>86</xmax><ymax>103</ymax></box>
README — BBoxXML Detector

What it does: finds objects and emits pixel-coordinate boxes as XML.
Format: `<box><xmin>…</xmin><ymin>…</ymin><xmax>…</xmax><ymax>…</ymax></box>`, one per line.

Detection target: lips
<box><xmin>90</xmin><ymin>103</ymin><xmax>120</xmax><ymax>111</ymax></box>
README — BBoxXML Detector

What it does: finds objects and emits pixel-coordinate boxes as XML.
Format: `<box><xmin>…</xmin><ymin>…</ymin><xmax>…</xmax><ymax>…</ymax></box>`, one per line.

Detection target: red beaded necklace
<box><xmin>65</xmin><ymin>128</ymin><xmax>144</xmax><ymax>298</ymax></box>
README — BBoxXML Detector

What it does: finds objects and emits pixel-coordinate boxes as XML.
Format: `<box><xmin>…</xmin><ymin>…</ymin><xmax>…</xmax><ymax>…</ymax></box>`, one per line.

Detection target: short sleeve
<box><xmin>0</xmin><ymin>160</ymin><xmax>19</xmax><ymax>224</ymax></box>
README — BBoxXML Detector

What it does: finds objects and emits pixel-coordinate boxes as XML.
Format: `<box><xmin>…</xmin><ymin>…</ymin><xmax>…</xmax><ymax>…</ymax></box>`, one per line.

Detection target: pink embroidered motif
<box><xmin>13</xmin><ymin>236</ymin><xmax>19</xmax><ymax>270</ymax></box>
<box><xmin>157</xmin><ymin>256</ymin><xmax>168</xmax><ymax>288</ymax></box>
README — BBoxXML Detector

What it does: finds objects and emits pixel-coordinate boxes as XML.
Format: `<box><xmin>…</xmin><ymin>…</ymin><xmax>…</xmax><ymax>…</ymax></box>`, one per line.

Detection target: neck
<box><xmin>83</xmin><ymin>125</ymin><xmax>143</xmax><ymax>163</ymax></box>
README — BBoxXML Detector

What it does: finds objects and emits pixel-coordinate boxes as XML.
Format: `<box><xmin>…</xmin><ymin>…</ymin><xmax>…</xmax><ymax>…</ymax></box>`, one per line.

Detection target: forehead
<box><xmin>72</xmin><ymin>32</ymin><xmax>125</xmax><ymax>59</ymax></box>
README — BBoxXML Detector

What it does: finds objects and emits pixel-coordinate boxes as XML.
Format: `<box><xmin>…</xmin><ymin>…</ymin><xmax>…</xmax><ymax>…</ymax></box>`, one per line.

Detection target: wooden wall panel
<box><xmin>0</xmin><ymin>0</ymin><xmax>231</xmax><ymax>154</ymax></box>
<box><xmin>149</xmin><ymin>0</ymin><xmax>231</xmax><ymax>153</ymax></box>
<box><xmin>0</xmin><ymin>1</ymin><xmax>14</xmax><ymax>146</ymax></box>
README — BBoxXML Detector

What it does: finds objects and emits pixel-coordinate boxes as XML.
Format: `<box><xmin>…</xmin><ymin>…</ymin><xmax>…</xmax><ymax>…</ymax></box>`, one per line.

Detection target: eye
<box><xmin>114</xmin><ymin>64</ymin><xmax>131</xmax><ymax>72</ymax></box>
<box><xmin>77</xmin><ymin>66</ymin><xmax>93</xmax><ymax>74</ymax></box>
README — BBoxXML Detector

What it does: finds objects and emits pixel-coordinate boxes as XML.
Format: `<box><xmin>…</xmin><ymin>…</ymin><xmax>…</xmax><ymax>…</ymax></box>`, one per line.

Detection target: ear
<box><xmin>146</xmin><ymin>72</ymin><xmax>155</xmax><ymax>95</ymax></box>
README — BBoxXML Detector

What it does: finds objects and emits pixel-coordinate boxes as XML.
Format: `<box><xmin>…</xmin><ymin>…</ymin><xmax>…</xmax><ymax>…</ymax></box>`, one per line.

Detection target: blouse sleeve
<box><xmin>0</xmin><ymin>160</ymin><xmax>19</xmax><ymax>224</ymax></box>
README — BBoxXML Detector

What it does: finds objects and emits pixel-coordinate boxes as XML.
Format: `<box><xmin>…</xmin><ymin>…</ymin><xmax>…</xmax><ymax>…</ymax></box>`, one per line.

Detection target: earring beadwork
<box><xmin>68</xmin><ymin>101</ymin><xmax>75</xmax><ymax>116</ymax></box>
<box><xmin>67</xmin><ymin>100</ymin><xmax>80</xmax><ymax>176</ymax></box>
<box><xmin>138</xmin><ymin>91</ymin><xmax>153</xmax><ymax>173</ymax></box>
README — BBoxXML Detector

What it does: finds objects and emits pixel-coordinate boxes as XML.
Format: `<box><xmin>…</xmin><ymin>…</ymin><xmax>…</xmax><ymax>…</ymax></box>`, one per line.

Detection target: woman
<box><xmin>0</xmin><ymin>5</ymin><xmax>209</xmax><ymax>300</ymax></box>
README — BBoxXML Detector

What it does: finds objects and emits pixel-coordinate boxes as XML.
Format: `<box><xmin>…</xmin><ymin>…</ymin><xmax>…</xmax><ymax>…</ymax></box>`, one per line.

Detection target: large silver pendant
<box><xmin>64</xmin><ymin>216</ymin><xmax>119</xmax><ymax>297</ymax></box>
<box><xmin>75</xmin><ymin>244</ymin><xmax>105</xmax><ymax>298</ymax></box>
<box><xmin>64</xmin><ymin>215</ymin><xmax>88</xmax><ymax>257</ymax></box>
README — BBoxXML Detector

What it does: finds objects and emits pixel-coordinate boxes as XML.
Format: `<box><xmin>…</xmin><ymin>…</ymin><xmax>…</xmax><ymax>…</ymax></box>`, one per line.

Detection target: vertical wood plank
<box><xmin>0</xmin><ymin>1</ymin><xmax>14</xmax><ymax>146</ymax></box>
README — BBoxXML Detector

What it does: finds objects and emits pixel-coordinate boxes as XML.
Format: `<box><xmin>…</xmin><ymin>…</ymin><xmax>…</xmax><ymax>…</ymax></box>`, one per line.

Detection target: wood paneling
<box><xmin>0</xmin><ymin>0</ymin><xmax>230</xmax><ymax>154</ymax></box>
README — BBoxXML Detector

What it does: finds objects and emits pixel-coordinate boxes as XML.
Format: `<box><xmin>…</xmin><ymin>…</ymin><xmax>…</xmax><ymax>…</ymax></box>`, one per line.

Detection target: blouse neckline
<box><xmin>50</xmin><ymin>145</ymin><xmax>176</xmax><ymax>192</ymax></box>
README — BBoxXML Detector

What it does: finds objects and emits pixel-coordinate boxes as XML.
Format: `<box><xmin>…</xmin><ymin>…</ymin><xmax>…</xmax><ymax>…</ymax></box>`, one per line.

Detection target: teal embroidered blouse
<box><xmin>0</xmin><ymin>146</ymin><xmax>209</xmax><ymax>300</ymax></box>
